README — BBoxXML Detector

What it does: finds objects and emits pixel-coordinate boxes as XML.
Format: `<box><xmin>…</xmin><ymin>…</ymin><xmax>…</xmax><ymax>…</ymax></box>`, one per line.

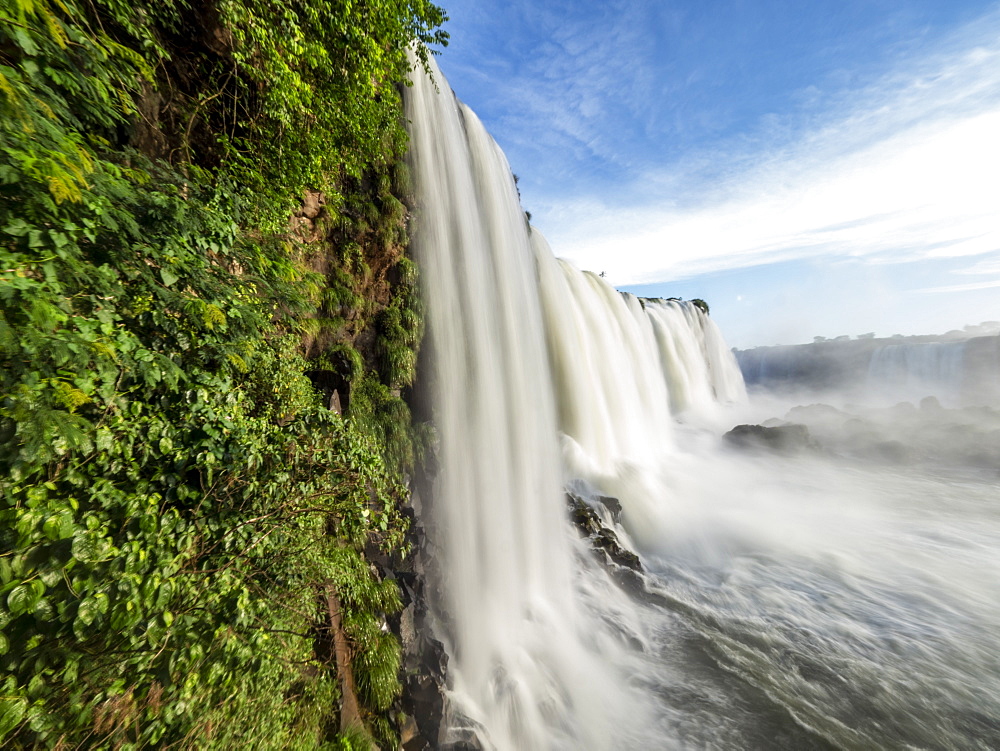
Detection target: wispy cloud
<box><xmin>953</xmin><ymin>256</ymin><xmax>1000</xmax><ymax>275</ymax></box>
<box><xmin>538</xmin><ymin>14</ymin><xmax>1000</xmax><ymax>286</ymax></box>
<box><xmin>439</xmin><ymin>2</ymin><xmax>721</xmax><ymax>184</ymax></box>
<box><xmin>916</xmin><ymin>279</ymin><xmax>1000</xmax><ymax>294</ymax></box>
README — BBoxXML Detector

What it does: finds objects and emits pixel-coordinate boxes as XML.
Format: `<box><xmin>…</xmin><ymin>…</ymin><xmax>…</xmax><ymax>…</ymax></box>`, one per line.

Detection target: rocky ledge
<box><xmin>566</xmin><ymin>492</ymin><xmax>642</xmax><ymax>571</ymax></box>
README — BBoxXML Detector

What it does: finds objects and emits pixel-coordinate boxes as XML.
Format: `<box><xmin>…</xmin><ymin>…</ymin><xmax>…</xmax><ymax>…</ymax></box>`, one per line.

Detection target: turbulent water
<box><xmin>405</xmin><ymin>56</ymin><xmax>1000</xmax><ymax>751</ymax></box>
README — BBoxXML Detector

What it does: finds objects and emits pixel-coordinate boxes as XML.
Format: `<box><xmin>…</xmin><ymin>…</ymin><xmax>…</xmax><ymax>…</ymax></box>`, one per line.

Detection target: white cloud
<box><xmin>539</xmin><ymin>15</ymin><xmax>1000</xmax><ymax>287</ymax></box>
<box><xmin>915</xmin><ymin>279</ymin><xmax>1000</xmax><ymax>294</ymax></box>
<box><xmin>954</xmin><ymin>256</ymin><xmax>1000</xmax><ymax>275</ymax></box>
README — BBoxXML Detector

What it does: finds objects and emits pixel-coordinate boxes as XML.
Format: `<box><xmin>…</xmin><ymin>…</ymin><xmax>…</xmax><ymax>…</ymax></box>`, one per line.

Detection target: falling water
<box><xmin>867</xmin><ymin>340</ymin><xmax>967</xmax><ymax>404</ymax></box>
<box><xmin>405</xmin><ymin>56</ymin><xmax>1000</xmax><ymax>751</ymax></box>
<box><xmin>404</xmin><ymin>55</ymin><xmax>629</xmax><ymax>749</ymax></box>
<box><xmin>405</xmin><ymin>55</ymin><xmax>743</xmax><ymax>748</ymax></box>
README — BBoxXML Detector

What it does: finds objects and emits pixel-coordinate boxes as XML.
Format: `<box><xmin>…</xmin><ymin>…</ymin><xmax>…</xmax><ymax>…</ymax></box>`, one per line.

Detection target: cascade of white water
<box><xmin>404</xmin><ymin>55</ymin><xmax>745</xmax><ymax>749</ymax></box>
<box><xmin>404</xmin><ymin>56</ymin><xmax>618</xmax><ymax>750</ymax></box>
<box><xmin>867</xmin><ymin>340</ymin><xmax>967</xmax><ymax>402</ymax></box>
<box><xmin>532</xmin><ymin>234</ymin><xmax>745</xmax><ymax>546</ymax></box>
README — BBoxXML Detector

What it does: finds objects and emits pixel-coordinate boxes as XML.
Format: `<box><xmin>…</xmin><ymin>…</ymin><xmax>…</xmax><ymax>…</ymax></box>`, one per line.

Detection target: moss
<box><xmin>333</xmin><ymin>725</ymin><xmax>377</xmax><ymax>751</ymax></box>
<box><xmin>349</xmin><ymin>375</ymin><xmax>417</xmax><ymax>474</ymax></box>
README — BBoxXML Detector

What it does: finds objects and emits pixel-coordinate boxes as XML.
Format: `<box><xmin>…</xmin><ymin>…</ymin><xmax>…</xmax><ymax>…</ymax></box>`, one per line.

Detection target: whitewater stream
<box><xmin>404</xmin><ymin>56</ymin><xmax>1000</xmax><ymax>751</ymax></box>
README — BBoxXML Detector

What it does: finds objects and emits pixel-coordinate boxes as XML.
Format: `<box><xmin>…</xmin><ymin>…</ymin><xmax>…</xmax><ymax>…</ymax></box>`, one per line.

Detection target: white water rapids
<box><xmin>404</xmin><ymin>57</ymin><xmax>1000</xmax><ymax>751</ymax></box>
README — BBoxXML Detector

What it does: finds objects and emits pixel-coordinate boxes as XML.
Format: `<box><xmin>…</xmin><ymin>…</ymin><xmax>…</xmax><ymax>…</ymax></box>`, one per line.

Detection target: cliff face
<box><xmin>0</xmin><ymin>2</ymin><xmax>445</xmax><ymax>748</ymax></box>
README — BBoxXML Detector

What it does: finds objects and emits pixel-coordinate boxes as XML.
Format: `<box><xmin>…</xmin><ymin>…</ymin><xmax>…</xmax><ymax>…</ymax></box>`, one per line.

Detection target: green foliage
<box><xmin>350</xmin><ymin>375</ymin><xmax>419</xmax><ymax>476</ymax></box>
<box><xmin>217</xmin><ymin>0</ymin><xmax>448</xmax><ymax>231</ymax></box>
<box><xmin>0</xmin><ymin>151</ymin><xmax>410</xmax><ymax>746</ymax></box>
<box><xmin>333</xmin><ymin>725</ymin><xmax>376</xmax><ymax>751</ymax></box>
<box><xmin>373</xmin><ymin>257</ymin><xmax>422</xmax><ymax>389</ymax></box>
<box><xmin>0</xmin><ymin>0</ymin><xmax>440</xmax><ymax>746</ymax></box>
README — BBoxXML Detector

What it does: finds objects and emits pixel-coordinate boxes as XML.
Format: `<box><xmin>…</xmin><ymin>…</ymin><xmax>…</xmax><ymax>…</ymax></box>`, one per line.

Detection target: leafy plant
<box><xmin>0</xmin><ymin>0</ymin><xmax>443</xmax><ymax>746</ymax></box>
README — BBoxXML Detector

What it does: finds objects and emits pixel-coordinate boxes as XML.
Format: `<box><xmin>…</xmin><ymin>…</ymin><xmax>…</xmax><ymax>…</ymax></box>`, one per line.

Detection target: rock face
<box><xmin>305</xmin><ymin>369</ymin><xmax>349</xmax><ymax>414</ymax></box>
<box><xmin>367</xmin><ymin>490</ymin><xmax>449</xmax><ymax>751</ymax></box>
<box><xmin>566</xmin><ymin>492</ymin><xmax>641</xmax><ymax>571</ymax></box>
<box><xmin>723</xmin><ymin>423</ymin><xmax>817</xmax><ymax>454</ymax></box>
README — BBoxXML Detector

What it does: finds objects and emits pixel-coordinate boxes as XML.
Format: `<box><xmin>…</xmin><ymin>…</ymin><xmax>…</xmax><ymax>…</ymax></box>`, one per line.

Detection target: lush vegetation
<box><xmin>0</xmin><ymin>0</ymin><xmax>444</xmax><ymax>747</ymax></box>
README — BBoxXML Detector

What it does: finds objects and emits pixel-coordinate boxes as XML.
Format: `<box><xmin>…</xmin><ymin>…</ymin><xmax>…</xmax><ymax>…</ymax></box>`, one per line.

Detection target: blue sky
<box><xmin>429</xmin><ymin>0</ymin><xmax>1000</xmax><ymax>348</ymax></box>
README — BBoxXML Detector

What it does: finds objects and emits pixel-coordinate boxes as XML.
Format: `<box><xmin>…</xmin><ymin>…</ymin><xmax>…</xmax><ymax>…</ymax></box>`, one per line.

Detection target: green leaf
<box><xmin>26</xmin><ymin>674</ymin><xmax>45</xmax><ymax>699</ymax></box>
<box><xmin>71</xmin><ymin>532</ymin><xmax>99</xmax><ymax>563</ymax></box>
<box><xmin>7</xmin><ymin>585</ymin><xmax>32</xmax><ymax>616</ymax></box>
<box><xmin>42</xmin><ymin>511</ymin><xmax>75</xmax><ymax>541</ymax></box>
<box><xmin>3</xmin><ymin>219</ymin><xmax>31</xmax><ymax>237</ymax></box>
<box><xmin>0</xmin><ymin>696</ymin><xmax>27</xmax><ymax>739</ymax></box>
<box><xmin>10</xmin><ymin>27</ymin><xmax>38</xmax><ymax>56</ymax></box>
<box><xmin>160</xmin><ymin>267</ymin><xmax>179</xmax><ymax>286</ymax></box>
<box><xmin>76</xmin><ymin>597</ymin><xmax>100</xmax><ymax>627</ymax></box>
<box><xmin>33</xmin><ymin>598</ymin><xmax>55</xmax><ymax>622</ymax></box>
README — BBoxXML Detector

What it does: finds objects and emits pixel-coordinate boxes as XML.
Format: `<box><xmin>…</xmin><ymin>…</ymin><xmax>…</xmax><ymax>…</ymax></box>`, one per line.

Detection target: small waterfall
<box><xmin>867</xmin><ymin>341</ymin><xmax>967</xmax><ymax>403</ymax></box>
<box><xmin>405</xmin><ymin>56</ymin><xmax>745</xmax><ymax>749</ymax></box>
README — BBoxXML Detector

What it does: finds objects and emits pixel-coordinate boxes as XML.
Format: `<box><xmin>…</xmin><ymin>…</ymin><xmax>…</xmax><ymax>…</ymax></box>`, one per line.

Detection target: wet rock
<box><xmin>440</xmin><ymin>709</ymin><xmax>489</xmax><ymax>751</ymax></box>
<box><xmin>384</xmin><ymin>476</ymin><xmax>450</xmax><ymax>750</ymax></box>
<box><xmin>595</xmin><ymin>494</ymin><xmax>623</xmax><ymax>524</ymax></box>
<box><xmin>593</xmin><ymin>530</ymin><xmax>641</xmax><ymax>570</ymax></box>
<box><xmin>399</xmin><ymin>713</ymin><xmax>424</xmax><ymax>750</ymax></box>
<box><xmin>403</xmin><ymin>670</ymin><xmax>446</xmax><ymax>747</ymax></box>
<box><xmin>568</xmin><ymin>496</ymin><xmax>601</xmax><ymax>536</ymax></box>
<box><xmin>566</xmin><ymin>492</ymin><xmax>642</xmax><ymax>572</ymax></box>
<box><xmin>723</xmin><ymin>423</ymin><xmax>817</xmax><ymax>454</ymax></box>
<box><xmin>440</xmin><ymin>729</ymin><xmax>486</xmax><ymax>751</ymax></box>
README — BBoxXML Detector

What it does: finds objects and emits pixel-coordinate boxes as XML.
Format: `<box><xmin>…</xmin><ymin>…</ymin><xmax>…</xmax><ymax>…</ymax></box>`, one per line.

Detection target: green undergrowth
<box><xmin>0</xmin><ymin>0</ymin><xmax>444</xmax><ymax>747</ymax></box>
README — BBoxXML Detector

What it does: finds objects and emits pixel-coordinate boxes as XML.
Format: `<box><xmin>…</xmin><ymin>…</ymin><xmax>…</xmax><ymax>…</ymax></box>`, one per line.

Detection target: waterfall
<box><xmin>404</xmin><ymin>56</ymin><xmax>745</xmax><ymax>749</ymax></box>
<box><xmin>867</xmin><ymin>340</ymin><xmax>967</xmax><ymax>403</ymax></box>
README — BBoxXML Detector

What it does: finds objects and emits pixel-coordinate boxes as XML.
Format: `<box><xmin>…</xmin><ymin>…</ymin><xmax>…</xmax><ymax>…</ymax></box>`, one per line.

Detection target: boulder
<box><xmin>566</xmin><ymin>492</ymin><xmax>642</xmax><ymax>572</ymax></box>
<box><xmin>723</xmin><ymin>423</ymin><xmax>816</xmax><ymax>454</ymax></box>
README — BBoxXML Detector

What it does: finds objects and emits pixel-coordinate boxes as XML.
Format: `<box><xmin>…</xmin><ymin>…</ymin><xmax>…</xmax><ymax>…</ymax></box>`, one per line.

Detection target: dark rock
<box><xmin>389</xmin><ymin>453</ymin><xmax>463</xmax><ymax>750</ymax></box>
<box><xmin>400</xmin><ymin>713</ymin><xmax>427</xmax><ymax>750</ymax></box>
<box><xmin>568</xmin><ymin>497</ymin><xmax>601</xmax><ymax>536</ymax></box>
<box><xmin>593</xmin><ymin>530</ymin><xmax>642</xmax><ymax>570</ymax></box>
<box><xmin>724</xmin><ymin>423</ymin><xmax>816</xmax><ymax>454</ymax></box>
<box><xmin>595</xmin><ymin>494</ymin><xmax>623</xmax><ymax>525</ymax></box>
<box><xmin>403</xmin><ymin>671</ymin><xmax>446</xmax><ymax>743</ymax></box>
<box><xmin>441</xmin><ymin>729</ymin><xmax>486</xmax><ymax>751</ymax></box>
<box><xmin>305</xmin><ymin>369</ymin><xmax>350</xmax><ymax>414</ymax></box>
<box><xmin>566</xmin><ymin>492</ymin><xmax>642</xmax><ymax>572</ymax></box>
<box><xmin>440</xmin><ymin>709</ymin><xmax>489</xmax><ymax>751</ymax></box>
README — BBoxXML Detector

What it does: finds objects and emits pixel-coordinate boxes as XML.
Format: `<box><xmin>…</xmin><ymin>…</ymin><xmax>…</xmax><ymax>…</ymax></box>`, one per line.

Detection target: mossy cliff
<box><xmin>0</xmin><ymin>1</ymin><xmax>445</xmax><ymax>748</ymax></box>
